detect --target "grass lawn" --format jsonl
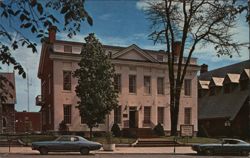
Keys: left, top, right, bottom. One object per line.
{"left": 160, "top": 136, "right": 220, "bottom": 144}
{"left": 92, "top": 137, "right": 136, "bottom": 144}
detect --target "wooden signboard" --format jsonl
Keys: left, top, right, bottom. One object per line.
{"left": 180, "top": 124, "right": 194, "bottom": 137}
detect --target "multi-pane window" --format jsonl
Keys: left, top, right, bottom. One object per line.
{"left": 64, "top": 45, "right": 72, "bottom": 52}
{"left": 129, "top": 75, "right": 136, "bottom": 93}
{"left": 144, "top": 107, "right": 151, "bottom": 124}
{"left": 63, "top": 71, "right": 71, "bottom": 90}
{"left": 48, "top": 105, "right": 51, "bottom": 125}
{"left": 63, "top": 104, "right": 72, "bottom": 124}
{"left": 144, "top": 76, "right": 151, "bottom": 94}
{"left": 157, "top": 107, "right": 164, "bottom": 124}
{"left": 81, "top": 115, "right": 86, "bottom": 124}
{"left": 184, "top": 79, "right": 192, "bottom": 96}
{"left": 114, "top": 74, "right": 121, "bottom": 93}
{"left": 157, "top": 77, "right": 164, "bottom": 95}
{"left": 157, "top": 55, "right": 163, "bottom": 61}
{"left": 48, "top": 75, "right": 51, "bottom": 94}
{"left": 2, "top": 118, "right": 6, "bottom": 128}
{"left": 184, "top": 107, "right": 192, "bottom": 125}
{"left": 114, "top": 106, "right": 122, "bottom": 124}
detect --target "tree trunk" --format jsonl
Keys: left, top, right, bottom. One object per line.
{"left": 170, "top": 88, "right": 181, "bottom": 136}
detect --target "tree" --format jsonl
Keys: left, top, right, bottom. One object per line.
{"left": 0, "top": 0, "right": 92, "bottom": 77}
{"left": 0, "top": 0, "right": 92, "bottom": 133}
{"left": 145, "top": 0, "right": 247, "bottom": 136}
{"left": 74, "top": 33, "right": 118, "bottom": 139}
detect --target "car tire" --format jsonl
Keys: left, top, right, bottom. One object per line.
{"left": 241, "top": 150, "right": 249, "bottom": 156}
{"left": 204, "top": 149, "right": 213, "bottom": 155}
{"left": 39, "top": 147, "right": 48, "bottom": 155}
{"left": 80, "top": 148, "right": 89, "bottom": 155}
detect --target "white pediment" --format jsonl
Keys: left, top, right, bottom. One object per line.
{"left": 112, "top": 44, "right": 158, "bottom": 62}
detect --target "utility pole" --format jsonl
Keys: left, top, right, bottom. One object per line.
{"left": 26, "top": 69, "right": 32, "bottom": 112}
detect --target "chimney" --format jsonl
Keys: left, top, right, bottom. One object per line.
{"left": 200, "top": 64, "right": 208, "bottom": 74}
{"left": 48, "top": 26, "right": 57, "bottom": 43}
{"left": 172, "top": 41, "right": 182, "bottom": 56}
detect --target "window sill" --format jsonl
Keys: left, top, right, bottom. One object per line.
{"left": 143, "top": 94, "right": 152, "bottom": 96}
{"left": 62, "top": 90, "right": 72, "bottom": 93}
{"left": 157, "top": 94, "right": 165, "bottom": 96}
{"left": 129, "top": 93, "right": 137, "bottom": 95}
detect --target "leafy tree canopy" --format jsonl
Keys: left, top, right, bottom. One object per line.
{"left": 0, "top": 0, "right": 92, "bottom": 78}
{"left": 74, "top": 33, "right": 118, "bottom": 138}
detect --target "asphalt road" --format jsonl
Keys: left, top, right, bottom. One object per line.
{"left": 0, "top": 153, "right": 249, "bottom": 158}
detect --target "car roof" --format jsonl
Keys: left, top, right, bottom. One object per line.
{"left": 222, "top": 138, "right": 247, "bottom": 143}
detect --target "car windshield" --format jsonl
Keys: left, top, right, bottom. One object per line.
{"left": 222, "top": 139, "right": 248, "bottom": 144}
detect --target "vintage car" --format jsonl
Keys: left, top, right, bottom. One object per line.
{"left": 192, "top": 138, "right": 250, "bottom": 156}
{"left": 31, "top": 135, "right": 102, "bottom": 155}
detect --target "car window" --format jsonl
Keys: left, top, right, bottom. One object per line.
{"left": 56, "top": 136, "right": 71, "bottom": 141}
{"left": 70, "top": 137, "right": 79, "bottom": 142}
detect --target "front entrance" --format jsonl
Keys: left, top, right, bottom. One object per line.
{"left": 129, "top": 107, "right": 138, "bottom": 128}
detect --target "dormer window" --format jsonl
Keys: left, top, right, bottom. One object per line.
{"left": 240, "top": 79, "right": 249, "bottom": 91}
{"left": 224, "top": 83, "right": 231, "bottom": 93}
{"left": 157, "top": 55, "right": 163, "bottom": 62}
{"left": 209, "top": 86, "right": 216, "bottom": 96}
{"left": 64, "top": 45, "right": 72, "bottom": 53}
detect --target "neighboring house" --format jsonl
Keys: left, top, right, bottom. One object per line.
{"left": 15, "top": 111, "right": 42, "bottom": 133}
{"left": 198, "top": 61, "right": 250, "bottom": 138}
{"left": 0, "top": 72, "right": 16, "bottom": 133}
{"left": 37, "top": 26, "right": 200, "bottom": 136}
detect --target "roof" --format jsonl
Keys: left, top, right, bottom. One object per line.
{"left": 198, "top": 91, "right": 249, "bottom": 120}
{"left": 199, "top": 80, "right": 210, "bottom": 89}
{"left": 243, "top": 69, "right": 250, "bottom": 78}
{"left": 0, "top": 72, "right": 16, "bottom": 104}
{"left": 199, "top": 60, "right": 250, "bottom": 80}
{"left": 210, "top": 77, "right": 224, "bottom": 87}
{"left": 225, "top": 73, "right": 240, "bottom": 83}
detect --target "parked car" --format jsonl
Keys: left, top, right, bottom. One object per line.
{"left": 192, "top": 138, "right": 250, "bottom": 156}
{"left": 32, "top": 135, "right": 102, "bottom": 155}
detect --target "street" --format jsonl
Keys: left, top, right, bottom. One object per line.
{"left": 0, "top": 153, "right": 249, "bottom": 158}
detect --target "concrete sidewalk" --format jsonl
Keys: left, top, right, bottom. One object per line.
{"left": 0, "top": 146, "right": 195, "bottom": 155}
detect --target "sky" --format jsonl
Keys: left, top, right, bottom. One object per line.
{"left": 1, "top": 0, "right": 249, "bottom": 112}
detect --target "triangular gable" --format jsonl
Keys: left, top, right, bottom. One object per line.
{"left": 224, "top": 73, "right": 240, "bottom": 84}
{"left": 240, "top": 69, "right": 250, "bottom": 80}
{"left": 112, "top": 44, "right": 158, "bottom": 62}
{"left": 199, "top": 80, "right": 210, "bottom": 89}
{"left": 209, "top": 77, "right": 224, "bottom": 87}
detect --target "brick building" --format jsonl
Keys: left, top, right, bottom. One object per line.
{"left": 15, "top": 111, "right": 42, "bottom": 133}
{"left": 0, "top": 72, "right": 16, "bottom": 133}
{"left": 198, "top": 60, "right": 250, "bottom": 138}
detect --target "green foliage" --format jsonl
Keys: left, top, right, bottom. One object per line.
{"left": 0, "top": 0, "right": 92, "bottom": 76}
{"left": 74, "top": 33, "right": 118, "bottom": 138}
{"left": 58, "top": 120, "right": 68, "bottom": 134}
{"left": 153, "top": 123, "right": 165, "bottom": 136}
{"left": 105, "top": 132, "right": 114, "bottom": 144}
{"left": 111, "top": 123, "right": 121, "bottom": 137}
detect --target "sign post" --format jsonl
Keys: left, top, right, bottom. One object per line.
{"left": 180, "top": 125, "right": 194, "bottom": 144}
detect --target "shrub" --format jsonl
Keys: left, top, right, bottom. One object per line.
{"left": 111, "top": 123, "right": 121, "bottom": 137}
{"left": 105, "top": 132, "right": 114, "bottom": 144}
{"left": 58, "top": 120, "right": 68, "bottom": 135}
{"left": 153, "top": 123, "right": 165, "bottom": 136}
